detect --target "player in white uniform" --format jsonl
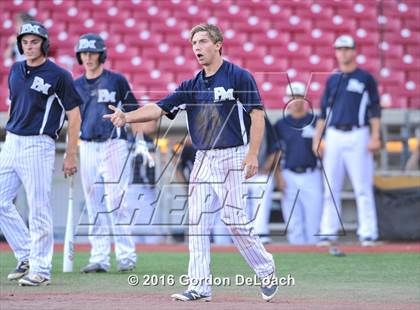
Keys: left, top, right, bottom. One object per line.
{"left": 1, "top": 21, "right": 81, "bottom": 286}
{"left": 104, "top": 24, "right": 278, "bottom": 302}
{"left": 274, "top": 82, "right": 323, "bottom": 244}
{"left": 74, "top": 34, "right": 139, "bottom": 272}
{"left": 313, "top": 35, "right": 381, "bottom": 246}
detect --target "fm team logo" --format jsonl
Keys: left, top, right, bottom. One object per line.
{"left": 98, "top": 89, "right": 116, "bottom": 103}
{"left": 346, "top": 78, "right": 365, "bottom": 94}
{"left": 21, "top": 24, "right": 41, "bottom": 35}
{"left": 78, "top": 39, "right": 97, "bottom": 50}
{"left": 30, "top": 76, "right": 51, "bottom": 95}
{"left": 214, "top": 87, "right": 234, "bottom": 102}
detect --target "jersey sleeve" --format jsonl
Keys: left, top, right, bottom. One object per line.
{"left": 265, "top": 119, "right": 281, "bottom": 154}
{"left": 118, "top": 75, "right": 139, "bottom": 112}
{"left": 56, "top": 71, "right": 82, "bottom": 111}
{"left": 366, "top": 74, "right": 381, "bottom": 119}
{"left": 236, "top": 70, "right": 264, "bottom": 113}
{"left": 156, "top": 81, "right": 189, "bottom": 120}
{"left": 319, "top": 79, "right": 331, "bottom": 120}
{"left": 272, "top": 120, "right": 284, "bottom": 151}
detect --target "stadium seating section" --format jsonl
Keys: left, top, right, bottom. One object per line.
{"left": 1, "top": 0, "right": 419, "bottom": 112}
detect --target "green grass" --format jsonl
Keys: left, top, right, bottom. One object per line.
{"left": 1, "top": 251, "right": 419, "bottom": 303}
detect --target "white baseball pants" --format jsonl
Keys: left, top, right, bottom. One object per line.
{"left": 187, "top": 145, "right": 275, "bottom": 296}
{"left": 320, "top": 127, "right": 378, "bottom": 241}
{"left": 79, "top": 139, "right": 136, "bottom": 268}
{"left": 281, "top": 169, "right": 323, "bottom": 244}
{"left": 0, "top": 132, "right": 55, "bottom": 278}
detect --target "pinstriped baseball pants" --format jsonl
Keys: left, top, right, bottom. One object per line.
{"left": 0, "top": 132, "right": 55, "bottom": 278}
{"left": 79, "top": 139, "right": 136, "bottom": 268}
{"left": 187, "top": 145, "right": 275, "bottom": 296}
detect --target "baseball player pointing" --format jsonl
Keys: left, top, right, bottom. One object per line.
{"left": 0, "top": 21, "right": 81, "bottom": 286}
{"left": 104, "top": 24, "right": 278, "bottom": 302}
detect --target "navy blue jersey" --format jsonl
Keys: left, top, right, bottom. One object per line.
{"left": 320, "top": 68, "right": 381, "bottom": 127}
{"left": 6, "top": 60, "right": 81, "bottom": 139}
{"left": 157, "top": 60, "right": 263, "bottom": 150}
{"left": 274, "top": 113, "right": 318, "bottom": 170}
{"left": 75, "top": 69, "right": 138, "bottom": 141}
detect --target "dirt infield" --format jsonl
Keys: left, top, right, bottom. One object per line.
{"left": 1, "top": 242, "right": 419, "bottom": 310}
{"left": 2, "top": 291, "right": 419, "bottom": 310}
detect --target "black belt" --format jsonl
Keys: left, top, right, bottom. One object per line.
{"left": 333, "top": 125, "right": 361, "bottom": 131}
{"left": 289, "top": 166, "right": 316, "bottom": 174}
{"left": 81, "top": 138, "right": 109, "bottom": 142}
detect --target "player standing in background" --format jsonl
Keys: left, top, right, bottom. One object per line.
{"left": 274, "top": 82, "right": 322, "bottom": 244}
{"left": 104, "top": 24, "right": 278, "bottom": 302}
{"left": 246, "top": 117, "right": 279, "bottom": 245}
{"left": 313, "top": 35, "right": 381, "bottom": 246}
{"left": 74, "top": 33, "right": 139, "bottom": 273}
{"left": 0, "top": 21, "right": 81, "bottom": 286}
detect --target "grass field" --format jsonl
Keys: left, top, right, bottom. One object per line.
{"left": 1, "top": 249, "right": 419, "bottom": 309}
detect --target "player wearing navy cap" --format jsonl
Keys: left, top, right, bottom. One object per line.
{"left": 313, "top": 35, "right": 381, "bottom": 246}
{"left": 104, "top": 24, "right": 278, "bottom": 302}
{"left": 1, "top": 21, "right": 81, "bottom": 286}
{"left": 274, "top": 82, "right": 323, "bottom": 244}
{"left": 74, "top": 33, "right": 139, "bottom": 273}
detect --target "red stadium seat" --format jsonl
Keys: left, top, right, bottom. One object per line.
{"left": 271, "top": 43, "right": 311, "bottom": 59}
{"left": 295, "top": 30, "right": 336, "bottom": 46}
{"left": 404, "top": 18, "right": 420, "bottom": 31}
{"left": 51, "top": 9, "right": 89, "bottom": 24}
{"left": 385, "top": 56, "right": 420, "bottom": 72}
{"left": 384, "top": 30, "right": 420, "bottom": 45}
{"left": 291, "top": 57, "right": 335, "bottom": 73}
{"left": 246, "top": 4, "right": 291, "bottom": 23}
{"left": 299, "top": 4, "right": 333, "bottom": 20}
{"left": 116, "top": 0, "right": 149, "bottom": 10}
{"left": 336, "top": 3, "right": 377, "bottom": 20}
{"left": 271, "top": 18, "right": 312, "bottom": 33}
{"left": 6, "top": 0, "right": 35, "bottom": 13}
{"left": 378, "top": 68, "right": 405, "bottom": 87}
{"left": 245, "top": 57, "right": 288, "bottom": 73}
{"left": 250, "top": 30, "right": 290, "bottom": 46}
{"left": 316, "top": 17, "right": 356, "bottom": 32}
{"left": 76, "top": 0, "right": 111, "bottom": 11}
{"left": 37, "top": 0, "right": 75, "bottom": 10}
{"left": 113, "top": 58, "right": 154, "bottom": 74}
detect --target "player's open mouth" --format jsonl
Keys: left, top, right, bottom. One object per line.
{"left": 196, "top": 53, "right": 204, "bottom": 59}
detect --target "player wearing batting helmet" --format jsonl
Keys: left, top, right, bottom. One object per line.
{"left": 74, "top": 33, "right": 141, "bottom": 273}
{"left": 1, "top": 21, "right": 81, "bottom": 286}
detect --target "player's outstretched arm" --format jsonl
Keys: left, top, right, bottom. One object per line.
{"left": 63, "top": 106, "right": 81, "bottom": 178}
{"left": 242, "top": 108, "right": 265, "bottom": 179}
{"left": 103, "top": 103, "right": 166, "bottom": 128}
